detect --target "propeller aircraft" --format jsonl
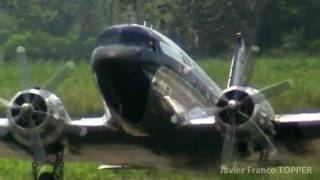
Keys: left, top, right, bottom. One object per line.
{"left": 0, "top": 24, "right": 319, "bottom": 179}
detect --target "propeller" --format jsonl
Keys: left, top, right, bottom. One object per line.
{"left": 27, "top": 62, "right": 74, "bottom": 163}
{"left": 0, "top": 46, "right": 32, "bottom": 110}
{"left": 17, "top": 46, "right": 31, "bottom": 90}
{"left": 31, "top": 61, "right": 74, "bottom": 107}
{"left": 247, "top": 79, "right": 292, "bottom": 104}
{"left": 28, "top": 117, "right": 46, "bottom": 164}
{"left": 216, "top": 34, "right": 291, "bottom": 167}
{"left": 0, "top": 46, "right": 76, "bottom": 164}
{"left": 42, "top": 61, "right": 75, "bottom": 92}
{"left": 0, "top": 97, "right": 20, "bottom": 109}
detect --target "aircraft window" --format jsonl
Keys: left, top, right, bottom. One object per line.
{"left": 159, "top": 41, "right": 183, "bottom": 61}
{"left": 152, "top": 29, "right": 194, "bottom": 63}
{"left": 120, "top": 30, "right": 156, "bottom": 51}
{"left": 97, "top": 31, "right": 119, "bottom": 46}
{"left": 182, "top": 53, "right": 192, "bottom": 66}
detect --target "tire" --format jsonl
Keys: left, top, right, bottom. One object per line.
{"left": 38, "top": 172, "right": 55, "bottom": 180}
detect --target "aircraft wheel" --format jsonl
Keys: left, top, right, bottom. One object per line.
{"left": 38, "top": 172, "right": 55, "bottom": 180}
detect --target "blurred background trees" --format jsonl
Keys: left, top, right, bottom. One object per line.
{"left": 0, "top": 0, "right": 319, "bottom": 61}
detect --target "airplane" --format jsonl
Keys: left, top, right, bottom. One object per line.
{"left": 0, "top": 24, "right": 319, "bottom": 179}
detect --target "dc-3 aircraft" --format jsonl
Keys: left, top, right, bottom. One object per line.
{"left": 0, "top": 24, "right": 319, "bottom": 179}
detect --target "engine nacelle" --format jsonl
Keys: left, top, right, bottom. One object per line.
{"left": 215, "top": 86, "right": 276, "bottom": 156}
{"left": 7, "top": 89, "right": 69, "bottom": 147}
{"left": 216, "top": 86, "right": 275, "bottom": 130}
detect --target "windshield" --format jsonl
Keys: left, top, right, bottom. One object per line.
{"left": 120, "top": 28, "right": 155, "bottom": 51}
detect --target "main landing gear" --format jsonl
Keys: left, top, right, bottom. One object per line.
{"left": 32, "top": 151, "right": 64, "bottom": 180}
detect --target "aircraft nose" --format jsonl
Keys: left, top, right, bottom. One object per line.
{"left": 92, "top": 45, "right": 141, "bottom": 69}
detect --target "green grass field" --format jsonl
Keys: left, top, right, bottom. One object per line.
{"left": 0, "top": 54, "right": 320, "bottom": 179}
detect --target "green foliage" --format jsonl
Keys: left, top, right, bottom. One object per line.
{"left": 2, "top": 32, "right": 32, "bottom": 60}
{"left": 3, "top": 31, "right": 69, "bottom": 60}
{"left": 0, "top": 1, "right": 319, "bottom": 59}
{"left": 259, "top": 0, "right": 320, "bottom": 52}
{"left": 0, "top": 10, "right": 16, "bottom": 43}
{"left": 308, "top": 39, "right": 320, "bottom": 54}
{"left": 282, "top": 28, "right": 306, "bottom": 52}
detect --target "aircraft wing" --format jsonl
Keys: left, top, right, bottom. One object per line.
{"left": 68, "top": 116, "right": 108, "bottom": 127}
{"left": 275, "top": 113, "right": 320, "bottom": 124}
{"left": 0, "top": 115, "right": 115, "bottom": 158}
{"left": 175, "top": 109, "right": 320, "bottom": 140}
{"left": 274, "top": 113, "right": 320, "bottom": 140}
{"left": 0, "top": 115, "right": 111, "bottom": 130}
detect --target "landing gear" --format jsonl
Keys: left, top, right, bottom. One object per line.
{"left": 32, "top": 151, "right": 64, "bottom": 180}
{"left": 258, "top": 149, "right": 269, "bottom": 167}
{"left": 259, "top": 149, "right": 269, "bottom": 161}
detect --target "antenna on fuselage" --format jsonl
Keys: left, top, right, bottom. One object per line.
{"left": 143, "top": 19, "right": 153, "bottom": 29}
{"left": 141, "top": 0, "right": 154, "bottom": 28}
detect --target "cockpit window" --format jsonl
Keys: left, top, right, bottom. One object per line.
{"left": 159, "top": 41, "right": 183, "bottom": 61}
{"left": 153, "top": 29, "right": 193, "bottom": 67}
{"left": 120, "top": 29, "right": 156, "bottom": 51}
{"left": 96, "top": 30, "right": 120, "bottom": 46}
{"left": 97, "top": 27, "right": 156, "bottom": 52}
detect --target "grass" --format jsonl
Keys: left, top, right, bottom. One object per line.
{"left": 0, "top": 54, "right": 320, "bottom": 179}
{"left": 199, "top": 54, "right": 320, "bottom": 113}
{"left": 0, "top": 61, "right": 104, "bottom": 116}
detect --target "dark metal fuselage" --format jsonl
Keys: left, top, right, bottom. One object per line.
{"left": 63, "top": 24, "right": 318, "bottom": 173}
{"left": 84, "top": 24, "right": 225, "bottom": 170}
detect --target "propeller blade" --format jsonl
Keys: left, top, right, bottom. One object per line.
{"left": 28, "top": 118, "right": 46, "bottom": 164}
{"left": 237, "top": 110, "right": 277, "bottom": 156}
{"left": 0, "top": 97, "right": 20, "bottom": 109}
{"left": 259, "top": 79, "right": 293, "bottom": 99}
{"left": 33, "top": 110, "right": 88, "bottom": 138}
{"left": 241, "top": 46, "right": 259, "bottom": 85}
{"left": 43, "top": 61, "right": 75, "bottom": 92}
{"left": 249, "top": 119, "right": 277, "bottom": 156}
{"left": 16, "top": 46, "right": 31, "bottom": 90}
{"left": 227, "top": 33, "right": 246, "bottom": 88}
{"left": 221, "top": 113, "right": 236, "bottom": 167}
{"left": 242, "top": 79, "right": 293, "bottom": 105}
{"left": 31, "top": 61, "right": 75, "bottom": 108}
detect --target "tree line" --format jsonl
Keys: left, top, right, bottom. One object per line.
{"left": 0, "top": 0, "right": 319, "bottom": 61}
